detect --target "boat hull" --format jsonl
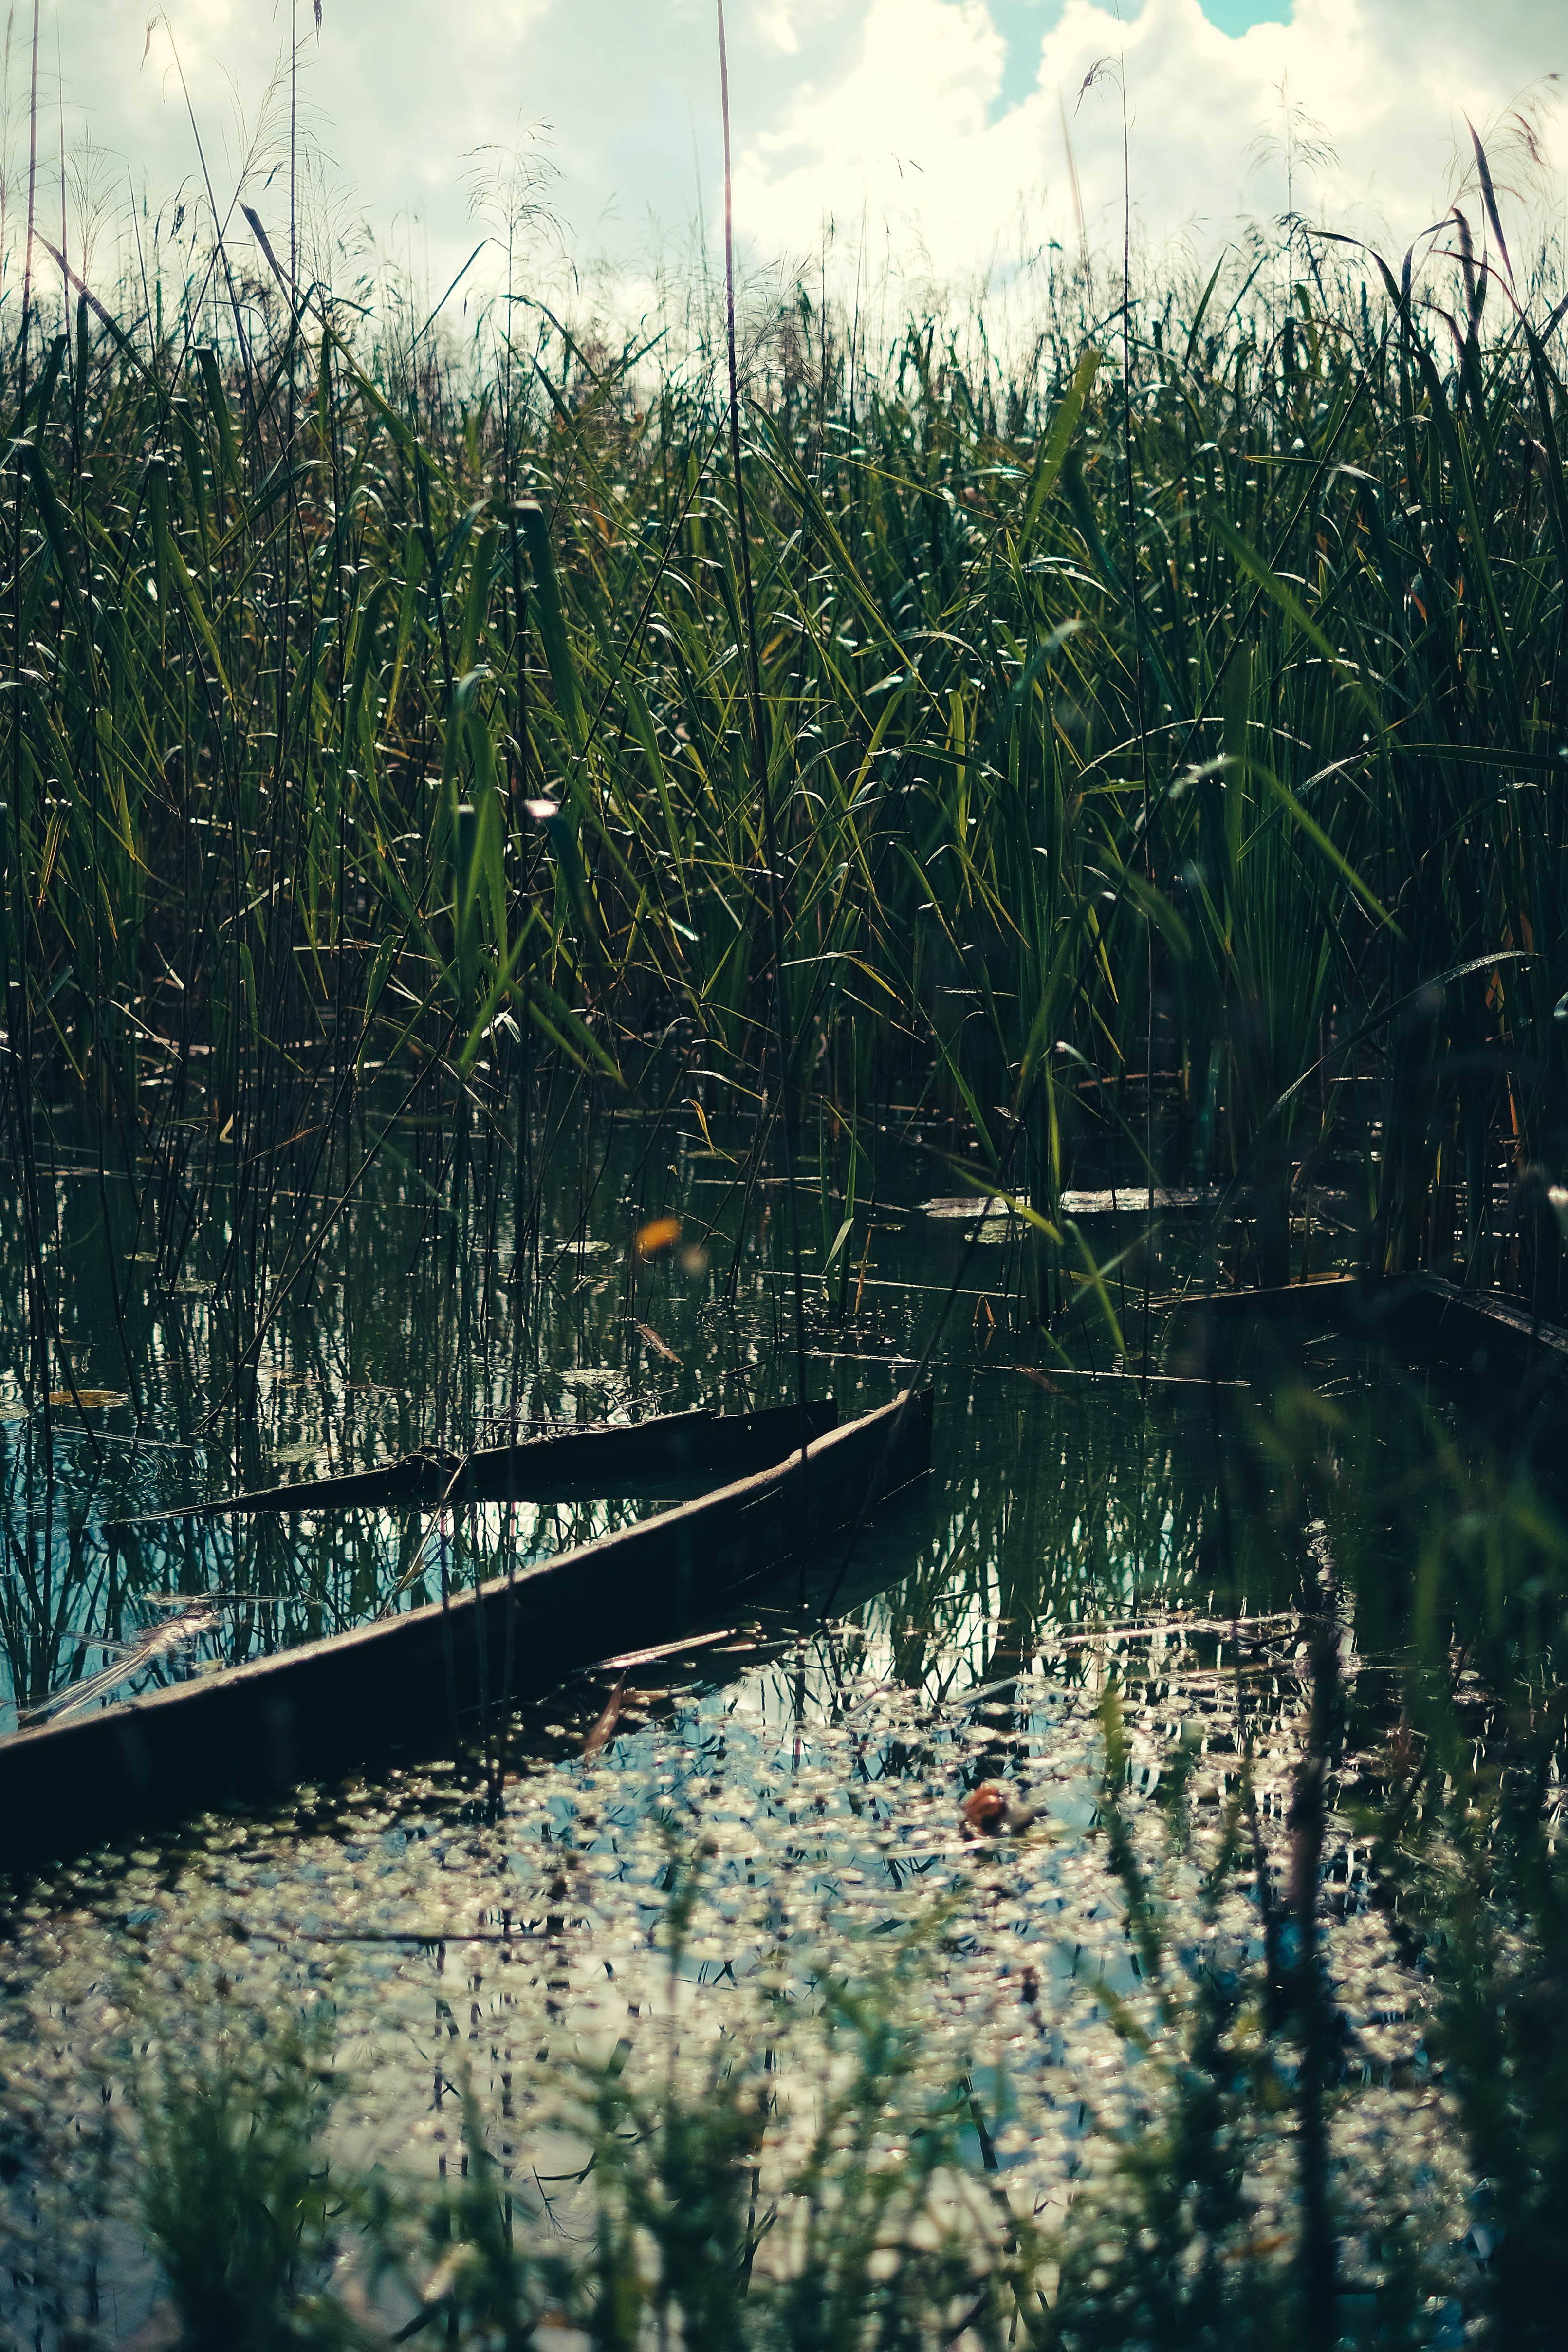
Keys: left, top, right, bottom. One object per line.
{"left": 1170, "top": 1272, "right": 1568, "bottom": 1397}
{"left": 0, "top": 1389, "right": 933, "bottom": 1876}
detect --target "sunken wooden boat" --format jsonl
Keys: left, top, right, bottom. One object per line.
{"left": 0, "top": 1388, "right": 933, "bottom": 1875}
{"left": 109, "top": 1397, "right": 843, "bottom": 1526}
{"left": 1169, "top": 1272, "right": 1568, "bottom": 1407}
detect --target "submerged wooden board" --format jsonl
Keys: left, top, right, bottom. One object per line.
{"left": 110, "top": 1399, "right": 842, "bottom": 1527}
{"left": 0, "top": 1389, "right": 933, "bottom": 1876}
{"left": 1169, "top": 1273, "right": 1568, "bottom": 1394}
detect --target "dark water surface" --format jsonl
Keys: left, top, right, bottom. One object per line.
{"left": 0, "top": 1102, "right": 1530, "bottom": 2339}
{"left": 0, "top": 1094, "right": 1420, "bottom": 1734}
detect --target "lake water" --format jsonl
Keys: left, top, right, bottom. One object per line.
{"left": 0, "top": 1097, "right": 1534, "bottom": 2339}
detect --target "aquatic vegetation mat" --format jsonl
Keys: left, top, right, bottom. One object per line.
{"left": 0, "top": 1596, "right": 1498, "bottom": 2348}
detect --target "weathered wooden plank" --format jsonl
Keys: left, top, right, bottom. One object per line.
{"left": 1169, "top": 1273, "right": 1568, "bottom": 1390}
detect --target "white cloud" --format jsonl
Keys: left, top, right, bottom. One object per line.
{"left": 735, "top": 0, "right": 1567, "bottom": 290}
{"left": 27, "top": 0, "right": 1568, "bottom": 317}
{"left": 756, "top": 3, "right": 805, "bottom": 55}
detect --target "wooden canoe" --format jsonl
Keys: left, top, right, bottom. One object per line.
{"left": 1168, "top": 1272, "right": 1568, "bottom": 1399}
{"left": 0, "top": 1388, "right": 933, "bottom": 1876}
{"left": 108, "top": 1398, "right": 843, "bottom": 1527}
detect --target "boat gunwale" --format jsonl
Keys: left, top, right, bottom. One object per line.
{"left": 0, "top": 1388, "right": 932, "bottom": 1791}
{"left": 105, "top": 1398, "right": 845, "bottom": 1529}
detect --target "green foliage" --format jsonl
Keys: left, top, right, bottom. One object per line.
{"left": 1039, "top": 1685, "right": 1439, "bottom": 2352}
{"left": 5, "top": 146, "right": 1568, "bottom": 2352}
{"left": 401, "top": 1855, "right": 1029, "bottom": 2351}
{"left": 1044, "top": 1694, "right": 1289, "bottom": 2351}
{"left": 4, "top": 181, "right": 1568, "bottom": 1370}
{"left": 72, "top": 1564, "right": 1568, "bottom": 2351}
{"left": 1375, "top": 1480, "right": 1568, "bottom": 2349}
{"left": 135, "top": 2011, "right": 360, "bottom": 2352}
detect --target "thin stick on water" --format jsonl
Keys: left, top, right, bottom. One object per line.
{"left": 715, "top": 3, "right": 809, "bottom": 1438}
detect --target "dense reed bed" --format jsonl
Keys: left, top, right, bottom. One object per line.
{"left": 3, "top": 146, "right": 1568, "bottom": 1394}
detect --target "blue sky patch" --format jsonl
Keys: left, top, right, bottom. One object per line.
{"left": 990, "top": 1, "right": 1293, "bottom": 120}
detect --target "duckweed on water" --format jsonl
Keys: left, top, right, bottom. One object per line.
{"left": 0, "top": 1604, "right": 1477, "bottom": 2348}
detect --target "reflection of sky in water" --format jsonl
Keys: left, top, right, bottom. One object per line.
{"left": 0, "top": 1594, "right": 1451, "bottom": 2335}
{"left": 0, "top": 1256, "right": 1475, "bottom": 1732}
{"left": 0, "top": 1090, "right": 1382, "bottom": 1727}
{"left": 0, "top": 1091, "right": 1507, "bottom": 2330}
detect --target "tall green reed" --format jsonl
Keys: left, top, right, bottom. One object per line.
{"left": 134, "top": 2010, "right": 358, "bottom": 2352}
{"left": 3, "top": 135, "right": 1567, "bottom": 1388}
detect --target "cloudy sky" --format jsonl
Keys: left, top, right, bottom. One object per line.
{"left": 18, "top": 1, "right": 1568, "bottom": 310}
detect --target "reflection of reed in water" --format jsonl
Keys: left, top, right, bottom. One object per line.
{"left": 17, "top": 1601, "right": 220, "bottom": 1724}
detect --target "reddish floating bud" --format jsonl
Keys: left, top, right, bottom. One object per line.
{"left": 960, "top": 1782, "right": 1010, "bottom": 1837}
